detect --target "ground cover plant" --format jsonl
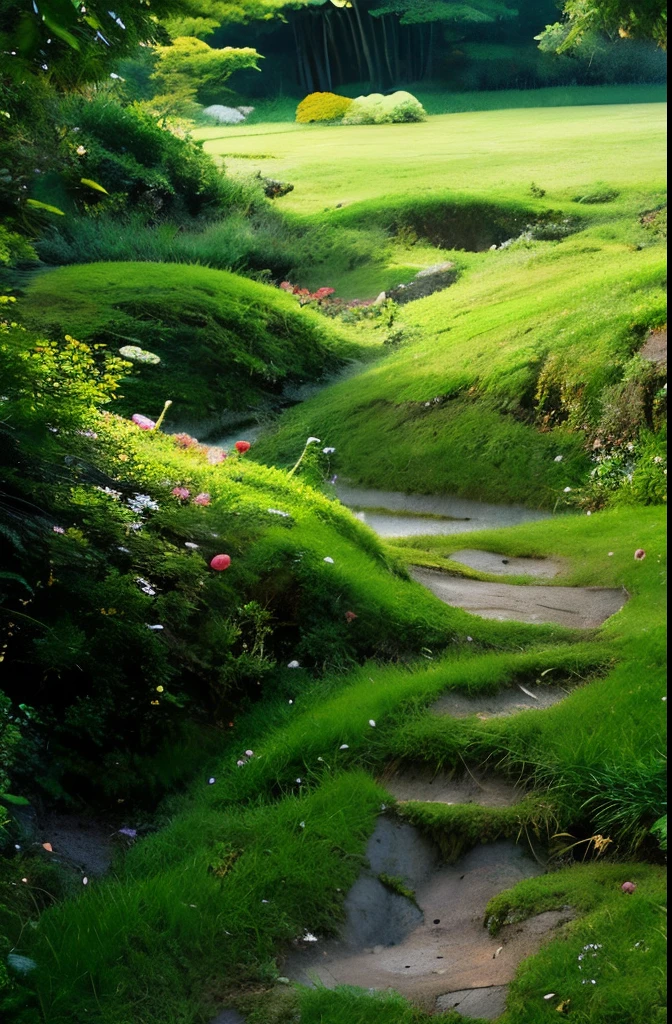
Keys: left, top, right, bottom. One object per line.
{"left": 0, "top": 0, "right": 667, "bottom": 1019}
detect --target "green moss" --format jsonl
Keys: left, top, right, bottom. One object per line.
{"left": 20, "top": 262, "right": 353, "bottom": 421}
{"left": 378, "top": 872, "right": 417, "bottom": 904}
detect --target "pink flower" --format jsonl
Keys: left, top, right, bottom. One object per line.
{"left": 621, "top": 881, "right": 637, "bottom": 894}
{"left": 173, "top": 433, "right": 199, "bottom": 449}
{"left": 345, "top": 611, "right": 357, "bottom": 623}
{"left": 193, "top": 493, "right": 211, "bottom": 506}
{"left": 132, "top": 414, "right": 155, "bottom": 430}
{"left": 235, "top": 441, "right": 251, "bottom": 454}
{"left": 171, "top": 487, "right": 190, "bottom": 500}
{"left": 206, "top": 447, "right": 227, "bottom": 464}
{"left": 634, "top": 549, "right": 646, "bottom": 560}
{"left": 210, "top": 554, "right": 231, "bottom": 571}
{"left": 52, "top": 526, "right": 65, "bottom": 534}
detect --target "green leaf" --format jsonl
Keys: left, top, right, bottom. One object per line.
{"left": 0, "top": 793, "right": 30, "bottom": 806}
{"left": 42, "top": 13, "right": 81, "bottom": 50}
{"left": 80, "top": 178, "right": 109, "bottom": 195}
{"left": 26, "top": 198, "right": 65, "bottom": 216}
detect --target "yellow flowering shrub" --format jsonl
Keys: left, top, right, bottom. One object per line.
{"left": 295, "top": 92, "right": 353, "bottom": 124}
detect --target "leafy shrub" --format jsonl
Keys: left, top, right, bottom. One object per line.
{"left": 342, "top": 91, "right": 426, "bottom": 125}
{"left": 0, "top": 319, "right": 459, "bottom": 802}
{"left": 295, "top": 92, "right": 353, "bottom": 124}
{"left": 0, "top": 227, "right": 37, "bottom": 269}
{"left": 19, "top": 262, "right": 349, "bottom": 421}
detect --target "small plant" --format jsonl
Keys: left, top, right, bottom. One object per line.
{"left": 295, "top": 92, "right": 353, "bottom": 124}
{"left": 378, "top": 873, "right": 417, "bottom": 904}
{"left": 529, "top": 182, "right": 546, "bottom": 198}
{"left": 572, "top": 183, "right": 620, "bottom": 204}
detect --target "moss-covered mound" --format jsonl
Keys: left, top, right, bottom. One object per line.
{"left": 20, "top": 262, "right": 350, "bottom": 422}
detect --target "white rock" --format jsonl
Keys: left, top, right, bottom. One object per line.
{"left": 202, "top": 105, "right": 245, "bottom": 124}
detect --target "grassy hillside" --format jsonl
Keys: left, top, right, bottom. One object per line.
{"left": 12, "top": 505, "right": 666, "bottom": 1024}
{"left": 19, "top": 262, "right": 354, "bottom": 424}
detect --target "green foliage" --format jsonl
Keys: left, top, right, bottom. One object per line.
{"left": 536, "top": 0, "right": 667, "bottom": 52}
{"left": 0, "top": 227, "right": 37, "bottom": 269}
{"left": 0, "top": 0, "right": 178, "bottom": 87}
{"left": 151, "top": 37, "right": 262, "bottom": 112}
{"left": 19, "top": 262, "right": 350, "bottom": 420}
{"left": 342, "top": 90, "right": 427, "bottom": 124}
{"left": 369, "top": 0, "right": 517, "bottom": 26}
{"left": 295, "top": 92, "right": 354, "bottom": 124}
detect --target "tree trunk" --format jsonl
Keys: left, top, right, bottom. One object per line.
{"left": 326, "top": 11, "right": 343, "bottom": 88}
{"left": 381, "top": 15, "right": 394, "bottom": 86}
{"left": 346, "top": 10, "right": 365, "bottom": 84}
{"left": 350, "top": 0, "right": 375, "bottom": 87}
{"left": 293, "top": 21, "right": 307, "bottom": 93}
{"left": 425, "top": 21, "right": 434, "bottom": 80}
{"left": 322, "top": 14, "right": 333, "bottom": 91}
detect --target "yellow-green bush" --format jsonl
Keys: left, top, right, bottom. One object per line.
{"left": 296, "top": 91, "right": 353, "bottom": 124}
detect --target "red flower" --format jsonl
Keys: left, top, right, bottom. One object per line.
{"left": 313, "top": 287, "right": 336, "bottom": 301}
{"left": 235, "top": 441, "right": 251, "bottom": 454}
{"left": 210, "top": 554, "right": 231, "bottom": 571}
{"left": 345, "top": 611, "right": 358, "bottom": 623}
{"left": 634, "top": 549, "right": 646, "bottom": 560}
{"left": 280, "top": 281, "right": 294, "bottom": 292}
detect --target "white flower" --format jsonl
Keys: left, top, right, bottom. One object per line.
{"left": 208, "top": 777, "right": 216, "bottom": 784}
{"left": 339, "top": 744, "right": 349, "bottom": 750}
{"left": 299, "top": 821, "right": 305, "bottom": 828}
{"left": 296, "top": 778, "right": 302, "bottom": 784}
{"left": 306, "top": 437, "right": 321, "bottom": 444}
{"left": 288, "top": 660, "right": 300, "bottom": 669}
{"left": 268, "top": 508, "right": 290, "bottom": 517}
{"left": 146, "top": 624, "right": 163, "bottom": 631}
{"left": 466, "top": 636, "right": 473, "bottom": 642}
{"left": 322, "top": 447, "right": 336, "bottom": 454}
{"left": 82, "top": 877, "right": 88, "bottom": 885}
{"left": 245, "top": 749, "right": 254, "bottom": 757}
{"left": 543, "top": 994, "right": 555, "bottom": 1000}
{"left": 554, "top": 455, "right": 563, "bottom": 462}
{"left": 563, "top": 487, "right": 572, "bottom": 493}
{"left": 236, "top": 760, "right": 246, "bottom": 767}
{"left": 262, "top": 899, "right": 269, "bottom": 904}
{"left": 369, "top": 719, "right": 376, "bottom": 727}
{"left": 288, "top": 699, "right": 294, "bottom": 704}
{"left": 127, "top": 493, "right": 159, "bottom": 513}
{"left": 136, "top": 577, "right": 156, "bottom": 596}
{"left": 324, "top": 557, "right": 334, "bottom": 564}
{"left": 303, "top": 932, "right": 318, "bottom": 942}
{"left": 185, "top": 542, "right": 199, "bottom": 549}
